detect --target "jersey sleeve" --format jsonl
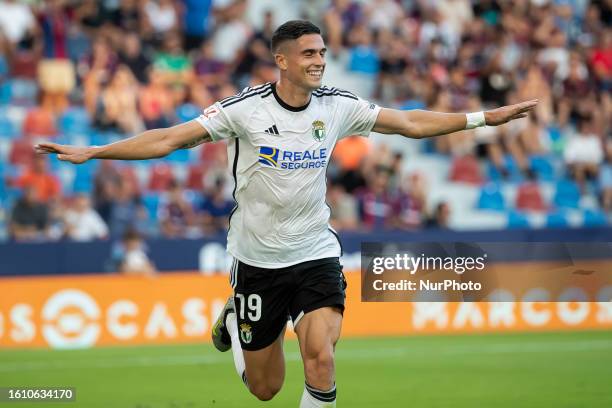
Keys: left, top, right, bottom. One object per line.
{"left": 339, "top": 96, "right": 382, "bottom": 139}
{"left": 195, "top": 102, "right": 240, "bottom": 142}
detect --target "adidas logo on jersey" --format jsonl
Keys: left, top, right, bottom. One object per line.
{"left": 264, "top": 124, "right": 280, "bottom": 135}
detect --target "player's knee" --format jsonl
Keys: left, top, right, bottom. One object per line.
{"left": 247, "top": 377, "right": 282, "bottom": 402}
{"left": 248, "top": 383, "right": 280, "bottom": 401}
{"left": 304, "top": 350, "right": 334, "bottom": 388}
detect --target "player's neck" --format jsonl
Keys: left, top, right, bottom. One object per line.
{"left": 274, "top": 79, "right": 312, "bottom": 110}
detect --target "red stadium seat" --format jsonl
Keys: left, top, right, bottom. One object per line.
{"left": 449, "top": 155, "right": 483, "bottom": 185}
{"left": 186, "top": 164, "right": 206, "bottom": 191}
{"left": 9, "top": 139, "right": 35, "bottom": 167}
{"left": 22, "top": 108, "right": 57, "bottom": 137}
{"left": 148, "top": 163, "right": 175, "bottom": 191}
{"left": 516, "top": 182, "right": 547, "bottom": 212}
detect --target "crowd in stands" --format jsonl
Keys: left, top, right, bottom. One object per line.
{"left": 0, "top": 0, "right": 610, "bottom": 245}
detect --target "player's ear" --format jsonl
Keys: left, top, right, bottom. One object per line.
{"left": 274, "top": 52, "right": 288, "bottom": 71}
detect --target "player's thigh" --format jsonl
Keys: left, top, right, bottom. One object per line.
{"left": 295, "top": 307, "right": 343, "bottom": 389}
{"left": 243, "top": 324, "right": 287, "bottom": 389}
{"left": 295, "top": 306, "right": 343, "bottom": 354}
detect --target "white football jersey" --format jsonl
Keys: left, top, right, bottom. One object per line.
{"left": 195, "top": 82, "right": 381, "bottom": 268}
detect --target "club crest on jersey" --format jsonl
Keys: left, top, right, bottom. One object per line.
{"left": 312, "top": 120, "right": 326, "bottom": 142}
{"left": 240, "top": 323, "right": 252, "bottom": 344}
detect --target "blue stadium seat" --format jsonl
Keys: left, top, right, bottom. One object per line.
{"left": 398, "top": 99, "right": 426, "bottom": 111}
{"left": 503, "top": 155, "right": 524, "bottom": 183}
{"left": 546, "top": 211, "right": 569, "bottom": 228}
{"left": 175, "top": 103, "right": 201, "bottom": 123}
{"left": 58, "top": 107, "right": 91, "bottom": 135}
{"left": 507, "top": 210, "right": 530, "bottom": 228}
{"left": 165, "top": 148, "right": 190, "bottom": 163}
{"left": 583, "top": 209, "right": 608, "bottom": 227}
{"left": 8, "top": 79, "right": 38, "bottom": 106}
{"left": 477, "top": 183, "right": 505, "bottom": 211}
{"left": 142, "top": 193, "right": 160, "bottom": 219}
{"left": 0, "top": 81, "right": 11, "bottom": 105}
{"left": 0, "top": 115, "right": 17, "bottom": 139}
{"left": 529, "top": 155, "right": 555, "bottom": 182}
{"left": 553, "top": 179, "right": 580, "bottom": 209}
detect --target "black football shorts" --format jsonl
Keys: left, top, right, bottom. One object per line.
{"left": 230, "top": 256, "right": 347, "bottom": 351}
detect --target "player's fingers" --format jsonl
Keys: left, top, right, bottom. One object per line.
{"left": 513, "top": 113, "right": 528, "bottom": 119}
{"left": 34, "top": 142, "right": 61, "bottom": 153}
{"left": 516, "top": 100, "right": 538, "bottom": 112}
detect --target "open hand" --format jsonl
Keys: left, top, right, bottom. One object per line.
{"left": 484, "top": 99, "right": 538, "bottom": 126}
{"left": 34, "top": 142, "right": 94, "bottom": 164}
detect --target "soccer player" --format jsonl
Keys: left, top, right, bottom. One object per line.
{"left": 36, "top": 20, "right": 537, "bottom": 407}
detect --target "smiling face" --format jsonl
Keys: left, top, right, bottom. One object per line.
{"left": 274, "top": 34, "right": 327, "bottom": 91}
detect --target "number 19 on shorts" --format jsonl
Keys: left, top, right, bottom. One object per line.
{"left": 235, "top": 294, "right": 262, "bottom": 321}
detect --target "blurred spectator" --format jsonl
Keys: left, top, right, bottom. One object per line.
{"left": 116, "top": 229, "right": 156, "bottom": 275}
{"left": 108, "top": 179, "right": 148, "bottom": 238}
{"left": 0, "top": 0, "right": 36, "bottom": 48}
{"left": 64, "top": 194, "right": 109, "bottom": 241}
{"left": 153, "top": 32, "right": 192, "bottom": 86}
{"left": 142, "top": 0, "right": 179, "bottom": 39}
{"left": 14, "top": 155, "right": 61, "bottom": 203}
{"left": 96, "top": 65, "right": 144, "bottom": 133}
{"left": 93, "top": 160, "right": 123, "bottom": 223}
{"left": 159, "top": 182, "right": 197, "bottom": 238}
{"left": 425, "top": 201, "right": 451, "bottom": 229}
{"left": 564, "top": 116, "right": 604, "bottom": 191}
{"left": 199, "top": 177, "right": 234, "bottom": 235}
{"left": 211, "top": 0, "right": 252, "bottom": 64}
{"left": 182, "top": 0, "right": 213, "bottom": 50}
{"left": 193, "top": 39, "right": 227, "bottom": 86}
{"left": 119, "top": 32, "right": 151, "bottom": 83}
{"left": 356, "top": 165, "right": 395, "bottom": 229}
{"left": 9, "top": 186, "right": 49, "bottom": 241}
{"left": 109, "top": 0, "right": 142, "bottom": 32}
{"left": 233, "top": 10, "right": 275, "bottom": 87}
{"left": 347, "top": 23, "right": 379, "bottom": 75}
{"left": 392, "top": 172, "right": 426, "bottom": 230}
{"left": 600, "top": 140, "right": 612, "bottom": 212}
{"left": 327, "top": 182, "right": 358, "bottom": 231}
{"left": 323, "top": 0, "right": 363, "bottom": 57}
{"left": 139, "top": 68, "right": 174, "bottom": 129}
{"left": 37, "top": 0, "right": 75, "bottom": 114}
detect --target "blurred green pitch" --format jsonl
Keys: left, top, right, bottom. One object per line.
{"left": 1, "top": 331, "right": 611, "bottom": 407}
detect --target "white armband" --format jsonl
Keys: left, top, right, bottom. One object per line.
{"left": 465, "top": 111, "right": 486, "bottom": 129}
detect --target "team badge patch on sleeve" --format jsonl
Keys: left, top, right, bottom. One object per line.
{"left": 201, "top": 105, "right": 220, "bottom": 120}
{"left": 312, "top": 120, "right": 326, "bottom": 142}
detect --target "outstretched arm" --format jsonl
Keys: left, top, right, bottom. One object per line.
{"left": 34, "top": 120, "right": 210, "bottom": 164}
{"left": 372, "top": 99, "right": 538, "bottom": 139}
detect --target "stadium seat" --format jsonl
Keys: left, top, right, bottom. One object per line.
{"left": 583, "top": 209, "right": 608, "bottom": 227}
{"left": 515, "top": 182, "right": 547, "bottom": 212}
{"left": 142, "top": 193, "right": 160, "bottom": 219}
{"left": 175, "top": 103, "right": 201, "bottom": 123}
{"left": 58, "top": 107, "right": 91, "bottom": 135}
{"left": 449, "top": 155, "right": 483, "bottom": 185}
{"left": 165, "top": 148, "right": 190, "bottom": 163}
{"left": 9, "top": 139, "right": 35, "bottom": 167}
{"left": 477, "top": 183, "right": 505, "bottom": 211}
{"left": 22, "top": 108, "right": 57, "bottom": 137}
{"left": 0, "top": 82, "right": 11, "bottom": 104}
{"left": 148, "top": 163, "right": 175, "bottom": 191}
{"left": 553, "top": 179, "right": 580, "bottom": 209}
{"left": 186, "top": 165, "right": 206, "bottom": 190}
{"left": 0, "top": 115, "right": 17, "bottom": 139}
{"left": 529, "top": 155, "right": 555, "bottom": 182}
{"left": 8, "top": 78, "right": 38, "bottom": 105}
{"left": 546, "top": 211, "right": 569, "bottom": 228}
{"left": 506, "top": 210, "right": 530, "bottom": 228}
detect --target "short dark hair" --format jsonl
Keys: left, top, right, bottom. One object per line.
{"left": 271, "top": 20, "right": 321, "bottom": 52}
